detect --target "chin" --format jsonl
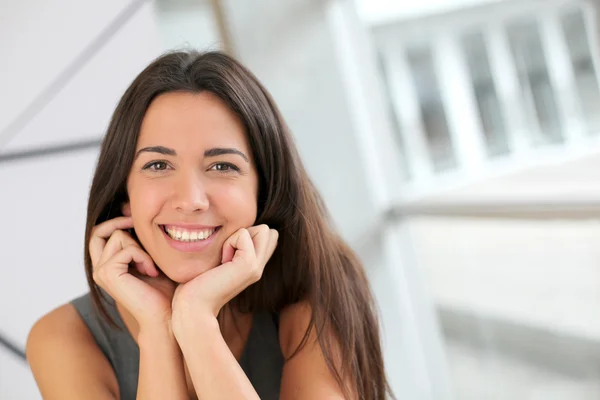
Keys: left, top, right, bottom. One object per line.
{"left": 159, "top": 260, "right": 218, "bottom": 284}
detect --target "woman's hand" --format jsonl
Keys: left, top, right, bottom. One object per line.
{"left": 89, "top": 216, "right": 177, "bottom": 331}
{"left": 171, "top": 225, "right": 278, "bottom": 336}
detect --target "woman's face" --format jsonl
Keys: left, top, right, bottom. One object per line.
{"left": 125, "top": 91, "right": 259, "bottom": 283}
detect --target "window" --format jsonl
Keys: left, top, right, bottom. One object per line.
{"left": 461, "top": 31, "right": 509, "bottom": 157}
{"left": 406, "top": 44, "right": 457, "bottom": 172}
{"left": 377, "top": 51, "right": 411, "bottom": 180}
{"left": 507, "top": 18, "right": 564, "bottom": 145}
{"left": 560, "top": 7, "right": 600, "bottom": 135}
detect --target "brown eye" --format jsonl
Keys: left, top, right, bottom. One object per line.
{"left": 143, "top": 161, "right": 169, "bottom": 171}
{"left": 215, "top": 163, "right": 231, "bottom": 171}
{"left": 211, "top": 163, "right": 239, "bottom": 172}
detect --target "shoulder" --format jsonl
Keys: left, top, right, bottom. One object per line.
{"left": 27, "top": 302, "right": 119, "bottom": 399}
{"left": 278, "top": 301, "right": 313, "bottom": 358}
{"left": 277, "top": 301, "right": 354, "bottom": 399}
{"left": 278, "top": 300, "right": 340, "bottom": 359}
{"left": 27, "top": 302, "right": 88, "bottom": 352}
{"left": 27, "top": 299, "right": 97, "bottom": 355}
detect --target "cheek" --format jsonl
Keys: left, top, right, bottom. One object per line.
{"left": 213, "top": 183, "right": 257, "bottom": 225}
{"left": 128, "top": 181, "right": 166, "bottom": 222}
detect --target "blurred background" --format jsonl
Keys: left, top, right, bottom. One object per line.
{"left": 2, "top": 0, "right": 600, "bottom": 398}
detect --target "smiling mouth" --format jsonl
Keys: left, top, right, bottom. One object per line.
{"left": 160, "top": 225, "right": 220, "bottom": 242}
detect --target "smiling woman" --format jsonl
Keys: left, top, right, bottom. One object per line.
{"left": 127, "top": 92, "right": 260, "bottom": 284}
{"left": 25, "top": 50, "right": 394, "bottom": 400}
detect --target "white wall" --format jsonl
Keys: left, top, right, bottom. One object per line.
{"left": 0, "top": 1, "right": 164, "bottom": 397}
{"left": 355, "top": 0, "right": 512, "bottom": 25}
{"left": 153, "top": 0, "right": 220, "bottom": 51}
{"left": 0, "top": 1, "right": 162, "bottom": 151}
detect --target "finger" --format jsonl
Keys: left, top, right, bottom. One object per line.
{"left": 132, "top": 261, "right": 147, "bottom": 276}
{"left": 231, "top": 228, "right": 256, "bottom": 263}
{"left": 96, "top": 231, "right": 158, "bottom": 277}
{"left": 221, "top": 235, "right": 235, "bottom": 264}
{"left": 132, "top": 254, "right": 159, "bottom": 278}
{"left": 254, "top": 228, "right": 277, "bottom": 266}
{"left": 221, "top": 228, "right": 255, "bottom": 264}
{"left": 89, "top": 217, "right": 133, "bottom": 267}
{"left": 114, "top": 245, "right": 157, "bottom": 278}
{"left": 92, "top": 216, "right": 134, "bottom": 239}
{"left": 94, "top": 245, "right": 156, "bottom": 287}
{"left": 93, "top": 246, "right": 158, "bottom": 313}
{"left": 247, "top": 225, "right": 271, "bottom": 264}
{"left": 96, "top": 230, "right": 136, "bottom": 271}
{"left": 264, "top": 229, "right": 279, "bottom": 262}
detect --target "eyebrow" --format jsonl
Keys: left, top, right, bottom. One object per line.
{"left": 135, "top": 146, "right": 175, "bottom": 160}
{"left": 204, "top": 147, "right": 249, "bottom": 163}
{"left": 135, "top": 146, "right": 249, "bottom": 163}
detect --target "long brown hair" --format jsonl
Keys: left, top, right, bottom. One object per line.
{"left": 84, "top": 50, "right": 393, "bottom": 399}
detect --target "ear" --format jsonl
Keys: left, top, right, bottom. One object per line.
{"left": 121, "top": 202, "right": 132, "bottom": 217}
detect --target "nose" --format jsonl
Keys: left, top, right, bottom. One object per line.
{"left": 171, "top": 172, "right": 209, "bottom": 214}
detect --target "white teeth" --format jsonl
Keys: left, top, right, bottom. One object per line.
{"left": 165, "top": 226, "right": 215, "bottom": 242}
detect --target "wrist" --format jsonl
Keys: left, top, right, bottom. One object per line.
{"left": 172, "top": 309, "right": 219, "bottom": 345}
{"left": 137, "top": 321, "right": 177, "bottom": 347}
{"left": 136, "top": 309, "right": 173, "bottom": 333}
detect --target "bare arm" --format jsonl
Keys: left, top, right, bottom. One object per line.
{"left": 169, "top": 226, "right": 279, "bottom": 400}
{"left": 28, "top": 303, "right": 190, "bottom": 400}
{"left": 176, "top": 315, "right": 260, "bottom": 400}
{"left": 175, "top": 301, "right": 355, "bottom": 400}
{"left": 27, "top": 304, "right": 119, "bottom": 400}
{"left": 88, "top": 216, "right": 189, "bottom": 399}
{"left": 279, "top": 302, "right": 356, "bottom": 400}
{"left": 135, "top": 325, "right": 189, "bottom": 400}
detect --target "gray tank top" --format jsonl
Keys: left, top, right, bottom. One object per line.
{"left": 72, "top": 292, "right": 283, "bottom": 400}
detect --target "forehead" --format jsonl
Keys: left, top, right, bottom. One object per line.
{"left": 137, "top": 91, "right": 249, "bottom": 151}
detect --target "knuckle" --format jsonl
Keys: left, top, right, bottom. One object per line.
{"left": 104, "top": 234, "right": 116, "bottom": 246}
{"left": 92, "top": 269, "right": 103, "bottom": 283}
{"left": 233, "top": 228, "right": 246, "bottom": 238}
{"left": 250, "top": 264, "right": 264, "bottom": 282}
{"left": 124, "top": 243, "right": 139, "bottom": 253}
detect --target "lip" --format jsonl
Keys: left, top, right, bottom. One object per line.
{"left": 160, "top": 224, "right": 221, "bottom": 253}
{"left": 162, "top": 223, "right": 219, "bottom": 230}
